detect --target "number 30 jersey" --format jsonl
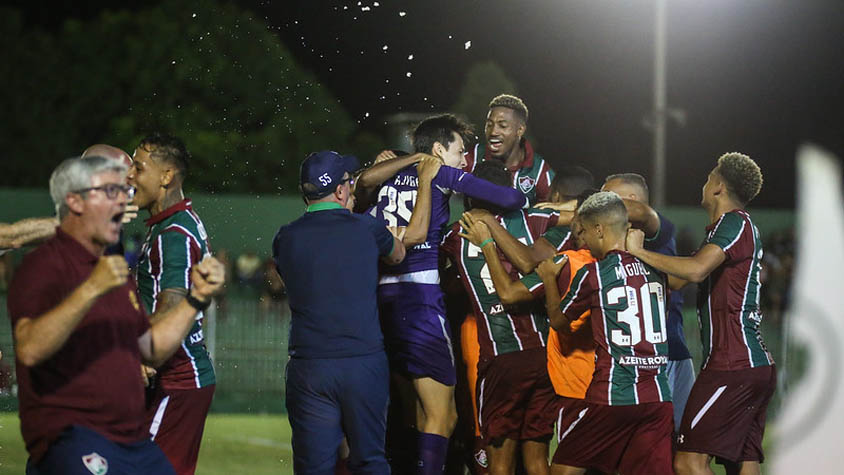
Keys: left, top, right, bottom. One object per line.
{"left": 372, "top": 164, "right": 528, "bottom": 276}
{"left": 560, "top": 250, "right": 672, "bottom": 406}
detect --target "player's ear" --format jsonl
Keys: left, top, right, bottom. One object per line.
{"left": 516, "top": 122, "right": 526, "bottom": 140}
{"left": 432, "top": 142, "right": 446, "bottom": 159}
{"left": 65, "top": 192, "right": 85, "bottom": 215}
{"left": 160, "top": 168, "right": 175, "bottom": 188}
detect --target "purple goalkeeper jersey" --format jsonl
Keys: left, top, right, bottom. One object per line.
{"left": 372, "top": 164, "right": 527, "bottom": 276}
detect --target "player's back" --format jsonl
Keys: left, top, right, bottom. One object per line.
{"left": 566, "top": 250, "right": 672, "bottom": 406}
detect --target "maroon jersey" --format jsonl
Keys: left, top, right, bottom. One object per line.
{"left": 697, "top": 210, "right": 773, "bottom": 371}
{"left": 463, "top": 140, "right": 555, "bottom": 206}
{"left": 441, "top": 208, "right": 558, "bottom": 363}
{"left": 7, "top": 229, "right": 150, "bottom": 462}
{"left": 560, "top": 250, "right": 672, "bottom": 406}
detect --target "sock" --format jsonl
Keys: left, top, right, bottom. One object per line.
{"left": 417, "top": 432, "right": 449, "bottom": 475}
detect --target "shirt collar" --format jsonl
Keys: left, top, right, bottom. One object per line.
{"left": 482, "top": 139, "right": 535, "bottom": 172}
{"left": 145, "top": 199, "right": 193, "bottom": 226}
{"left": 705, "top": 208, "right": 744, "bottom": 231}
{"left": 307, "top": 202, "right": 345, "bottom": 212}
{"left": 55, "top": 227, "right": 99, "bottom": 264}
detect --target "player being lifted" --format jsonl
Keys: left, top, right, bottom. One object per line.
{"left": 626, "top": 153, "right": 774, "bottom": 475}
{"left": 359, "top": 114, "right": 528, "bottom": 475}
{"left": 442, "top": 161, "right": 560, "bottom": 475}
{"left": 545, "top": 192, "right": 674, "bottom": 475}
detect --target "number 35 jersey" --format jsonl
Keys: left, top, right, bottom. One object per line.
{"left": 560, "top": 250, "right": 672, "bottom": 406}
{"left": 372, "top": 164, "right": 528, "bottom": 277}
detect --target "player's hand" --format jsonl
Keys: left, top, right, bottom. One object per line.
{"left": 122, "top": 204, "right": 139, "bottom": 224}
{"left": 626, "top": 228, "right": 645, "bottom": 254}
{"left": 534, "top": 199, "right": 578, "bottom": 212}
{"left": 141, "top": 364, "right": 157, "bottom": 387}
{"left": 536, "top": 255, "right": 568, "bottom": 280}
{"left": 458, "top": 212, "right": 492, "bottom": 246}
{"left": 189, "top": 256, "right": 225, "bottom": 303}
{"left": 416, "top": 155, "right": 442, "bottom": 184}
{"left": 374, "top": 150, "right": 398, "bottom": 164}
{"left": 86, "top": 255, "right": 129, "bottom": 296}
{"left": 387, "top": 226, "right": 407, "bottom": 241}
{"left": 463, "top": 208, "right": 494, "bottom": 225}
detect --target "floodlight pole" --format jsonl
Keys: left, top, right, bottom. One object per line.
{"left": 652, "top": 0, "right": 667, "bottom": 207}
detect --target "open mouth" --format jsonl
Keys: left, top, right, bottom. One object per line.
{"left": 488, "top": 138, "right": 503, "bottom": 150}
{"left": 111, "top": 212, "right": 125, "bottom": 224}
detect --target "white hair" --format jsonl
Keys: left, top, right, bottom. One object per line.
{"left": 49, "top": 156, "right": 127, "bottom": 219}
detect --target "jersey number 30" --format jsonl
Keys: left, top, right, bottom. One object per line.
{"left": 606, "top": 282, "right": 667, "bottom": 347}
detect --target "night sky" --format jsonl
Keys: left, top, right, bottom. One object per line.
{"left": 7, "top": 0, "right": 844, "bottom": 207}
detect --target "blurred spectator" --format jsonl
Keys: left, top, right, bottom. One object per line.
{"left": 235, "top": 250, "right": 263, "bottom": 292}
{"left": 124, "top": 232, "right": 144, "bottom": 269}
{"left": 259, "top": 258, "right": 287, "bottom": 318}
{"left": 214, "top": 248, "right": 232, "bottom": 319}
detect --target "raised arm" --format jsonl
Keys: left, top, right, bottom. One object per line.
{"left": 626, "top": 228, "right": 724, "bottom": 285}
{"left": 536, "top": 256, "right": 569, "bottom": 332}
{"left": 356, "top": 152, "right": 425, "bottom": 193}
{"left": 14, "top": 255, "right": 127, "bottom": 367}
{"left": 138, "top": 257, "right": 224, "bottom": 367}
{"left": 450, "top": 171, "right": 529, "bottom": 211}
{"left": 458, "top": 213, "right": 534, "bottom": 305}
{"left": 402, "top": 156, "right": 441, "bottom": 248}
{"left": 621, "top": 199, "right": 660, "bottom": 238}
{"left": 0, "top": 216, "right": 58, "bottom": 250}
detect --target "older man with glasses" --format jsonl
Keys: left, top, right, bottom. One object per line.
{"left": 7, "top": 155, "right": 225, "bottom": 475}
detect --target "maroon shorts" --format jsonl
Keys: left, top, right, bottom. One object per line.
{"left": 677, "top": 365, "right": 776, "bottom": 463}
{"left": 552, "top": 401, "right": 673, "bottom": 475}
{"left": 477, "top": 348, "right": 557, "bottom": 443}
{"left": 146, "top": 384, "right": 215, "bottom": 475}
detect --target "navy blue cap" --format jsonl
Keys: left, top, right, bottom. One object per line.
{"left": 299, "top": 150, "right": 360, "bottom": 199}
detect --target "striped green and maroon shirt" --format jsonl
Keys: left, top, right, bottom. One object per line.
{"left": 560, "top": 251, "right": 672, "bottom": 406}
{"left": 136, "top": 199, "right": 216, "bottom": 389}
{"left": 441, "top": 208, "right": 558, "bottom": 363}
{"left": 697, "top": 209, "right": 773, "bottom": 371}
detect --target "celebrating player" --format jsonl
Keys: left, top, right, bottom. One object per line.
{"left": 464, "top": 94, "right": 555, "bottom": 205}
{"left": 626, "top": 153, "right": 775, "bottom": 475}
{"left": 128, "top": 133, "right": 216, "bottom": 475}
{"left": 443, "top": 161, "right": 560, "bottom": 475}
{"left": 362, "top": 114, "right": 528, "bottom": 474}
{"left": 545, "top": 191, "right": 674, "bottom": 475}
{"left": 8, "top": 155, "right": 224, "bottom": 475}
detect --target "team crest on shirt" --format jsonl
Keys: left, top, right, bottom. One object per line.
{"left": 128, "top": 290, "right": 140, "bottom": 312}
{"left": 518, "top": 175, "right": 536, "bottom": 193}
{"left": 474, "top": 448, "right": 489, "bottom": 468}
{"left": 82, "top": 452, "right": 108, "bottom": 474}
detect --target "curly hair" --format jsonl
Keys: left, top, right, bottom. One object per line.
{"left": 716, "top": 152, "right": 763, "bottom": 205}
{"left": 488, "top": 94, "right": 528, "bottom": 123}
{"left": 137, "top": 132, "right": 190, "bottom": 179}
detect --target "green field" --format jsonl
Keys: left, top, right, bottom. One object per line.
{"left": 0, "top": 413, "right": 294, "bottom": 474}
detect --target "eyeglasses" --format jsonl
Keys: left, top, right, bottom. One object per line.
{"left": 341, "top": 176, "right": 355, "bottom": 187}
{"left": 75, "top": 184, "right": 135, "bottom": 200}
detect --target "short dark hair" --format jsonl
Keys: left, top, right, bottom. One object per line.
{"left": 575, "top": 188, "right": 600, "bottom": 209}
{"left": 604, "top": 173, "right": 649, "bottom": 201}
{"left": 137, "top": 132, "right": 189, "bottom": 178}
{"left": 465, "top": 160, "right": 511, "bottom": 215}
{"left": 412, "top": 114, "right": 473, "bottom": 155}
{"left": 488, "top": 94, "right": 528, "bottom": 123}
{"left": 577, "top": 191, "right": 628, "bottom": 233}
{"left": 551, "top": 166, "right": 595, "bottom": 201}
{"left": 715, "top": 152, "right": 763, "bottom": 205}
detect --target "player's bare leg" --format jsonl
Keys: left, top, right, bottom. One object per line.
{"left": 520, "top": 440, "right": 550, "bottom": 475}
{"left": 414, "top": 376, "right": 457, "bottom": 436}
{"left": 486, "top": 438, "right": 517, "bottom": 475}
{"left": 674, "top": 451, "right": 714, "bottom": 475}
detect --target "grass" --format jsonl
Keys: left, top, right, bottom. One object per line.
{"left": 0, "top": 412, "right": 294, "bottom": 475}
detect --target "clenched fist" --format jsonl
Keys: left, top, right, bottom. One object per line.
{"left": 87, "top": 255, "right": 129, "bottom": 296}
{"left": 189, "top": 256, "right": 225, "bottom": 303}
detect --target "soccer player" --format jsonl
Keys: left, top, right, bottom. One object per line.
{"left": 464, "top": 94, "right": 555, "bottom": 206}
{"left": 128, "top": 133, "right": 216, "bottom": 475}
{"left": 273, "top": 150, "right": 405, "bottom": 474}
{"left": 442, "top": 161, "right": 560, "bottom": 475}
{"left": 602, "top": 173, "right": 695, "bottom": 430}
{"left": 626, "top": 153, "right": 775, "bottom": 475}
{"left": 544, "top": 191, "right": 674, "bottom": 475}
{"left": 8, "top": 155, "right": 224, "bottom": 475}
{"left": 361, "top": 114, "right": 528, "bottom": 475}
